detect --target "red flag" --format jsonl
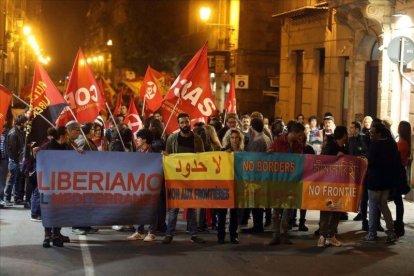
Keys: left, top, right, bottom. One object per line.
{"left": 60, "top": 48, "right": 105, "bottom": 125}
{"left": 160, "top": 43, "right": 217, "bottom": 134}
{"left": 123, "top": 97, "right": 143, "bottom": 137}
{"left": 140, "top": 66, "right": 163, "bottom": 115}
{"left": 28, "top": 62, "right": 68, "bottom": 142}
{"left": 224, "top": 77, "right": 237, "bottom": 113}
{"left": 113, "top": 87, "right": 125, "bottom": 116}
{"left": 0, "top": 85, "right": 12, "bottom": 134}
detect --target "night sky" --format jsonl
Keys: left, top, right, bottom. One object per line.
{"left": 40, "top": 0, "right": 89, "bottom": 80}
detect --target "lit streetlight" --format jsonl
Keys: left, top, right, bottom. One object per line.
{"left": 200, "top": 7, "right": 211, "bottom": 22}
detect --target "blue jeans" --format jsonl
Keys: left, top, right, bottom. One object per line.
{"left": 4, "top": 160, "right": 25, "bottom": 201}
{"left": 0, "top": 158, "right": 8, "bottom": 200}
{"left": 31, "top": 187, "right": 41, "bottom": 217}
{"left": 165, "top": 208, "right": 198, "bottom": 236}
{"left": 368, "top": 189, "right": 394, "bottom": 236}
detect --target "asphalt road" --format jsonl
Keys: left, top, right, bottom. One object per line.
{"left": 1, "top": 201, "right": 414, "bottom": 276}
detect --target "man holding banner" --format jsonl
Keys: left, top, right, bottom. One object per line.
{"left": 162, "top": 113, "right": 206, "bottom": 244}
{"left": 269, "top": 122, "right": 304, "bottom": 245}
{"left": 317, "top": 126, "right": 348, "bottom": 247}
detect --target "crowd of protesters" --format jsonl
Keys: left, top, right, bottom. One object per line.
{"left": 0, "top": 106, "right": 412, "bottom": 248}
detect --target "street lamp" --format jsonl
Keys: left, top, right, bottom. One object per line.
{"left": 200, "top": 7, "right": 212, "bottom": 22}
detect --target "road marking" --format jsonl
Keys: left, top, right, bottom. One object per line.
{"left": 79, "top": 235, "right": 95, "bottom": 276}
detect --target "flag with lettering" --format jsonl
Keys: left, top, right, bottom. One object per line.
{"left": 0, "top": 85, "right": 12, "bottom": 134}
{"left": 27, "top": 62, "right": 67, "bottom": 144}
{"left": 224, "top": 77, "right": 236, "bottom": 113}
{"left": 58, "top": 48, "right": 105, "bottom": 125}
{"left": 140, "top": 66, "right": 163, "bottom": 115}
{"left": 160, "top": 43, "right": 217, "bottom": 134}
{"left": 124, "top": 97, "right": 143, "bottom": 137}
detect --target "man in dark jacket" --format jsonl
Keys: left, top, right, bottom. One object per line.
{"left": 162, "top": 113, "right": 205, "bottom": 244}
{"left": 347, "top": 121, "right": 370, "bottom": 229}
{"left": 4, "top": 115, "right": 28, "bottom": 205}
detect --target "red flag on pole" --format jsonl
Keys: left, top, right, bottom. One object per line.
{"left": 140, "top": 66, "right": 163, "bottom": 115}
{"left": 123, "top": 97, "right": 143, "bottom": 137}
{"left": 0, "top": 85, "right": 12, "bottom": 134}
{"left": 224, "top": 77, "right": 237, "bottom": 113}
{"left": 28, "top": 62, "right": 68, "bottom": 142}
{"left": 160, "top": 42, "right": 217, "bottom": 134}
{"left": 113, "top": 87, "right": 125, "bottom": 116}
{"left": 58, "top": 48, "right": 105, "bottom": 125}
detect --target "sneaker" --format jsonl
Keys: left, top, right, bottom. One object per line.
{"left": 143, "top": 233, "right": 156, "bottom": 242}
{"left": 325, "top": 236, "right": 342, "bottom": 247}
{"left": 230, "top": 238, "right": 240, "bottom": 244}
{"left": 317, "top": 236, "right": 326, "bottom": 247}
{"left": 127, "top": 232, "right": 145, "bottom": 241}
{"left": 298, "top": 224, "right": 308, "bottom": 232}
{"left": 14, "top": 198, "right": 23, "bottom": 205}
{"left": 4, "top": 200, "right": 13, "bottom": 207}
{"left": 361, "top": 233, "right": 377, "bottom": 242}
{"left": 377, "top": 224, "right": 385, "bottom": 232}
{"left": 72, "top": 228, "right": 87, "bottom": 235}
{"left": 112, "top": 225, "right": 123, "bottom": 231}
{"left": 385, "top": 233, "right": 397, "bottom": 243}
{"left": 30, "top": 216, "right": 42, "bottom": 222}
{"left": 353, "top": 213, "right": 363, "bottom": 221}
{"left": 23, "top": 202, "right": 31, "bottom": 209}
{"left": 190, "top": 236, "right": 206, "bottom": 244}
{"left": 268, "top": 237, "right": 281, "bottom": 246}
{"left": 162, "top": 235, "right": 173, "bottom": 244}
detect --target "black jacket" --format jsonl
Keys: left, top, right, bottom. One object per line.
{"left": 6, "top": 126, "right": 25, "bottom": 163}
{"left": 367, "top": 138, "right": 399, "bottom": 191}
{"left": 348, "top": 134, "right": 368, "bottom": 157}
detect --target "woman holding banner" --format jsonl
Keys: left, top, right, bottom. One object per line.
{"left": 128, "top": 129, "right": 158, "bottom": 242}
{"left": 362, "top": 123, "right": 398, "bottom": 243}
{"left": 216, "top": 128, "right": 244, "bottom": 244}
{"left": 42, "top": 126, "right": 72, "bottom": 248}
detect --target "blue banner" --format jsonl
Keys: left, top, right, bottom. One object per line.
{"left": 37, "top": 151, "right": 163, "bottom": 227}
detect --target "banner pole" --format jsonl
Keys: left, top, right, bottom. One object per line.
{"left": 141, "top": 96, "right": 146, "bottom": 117}
{"left": 161, "top": 98, "right": 180, "bottom": 138}
{"left": 105, "top": 102, "right": 127, "bottom": 151}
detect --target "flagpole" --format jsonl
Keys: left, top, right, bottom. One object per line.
{"left": 105, "top": 102, "right": 127, "bottom": 151}
{"left": 161, "top": 98, "right": 180, "bottom": 138}
{"left": 223, "top": 110, "right": 228, "bottom": 126}
{"left": 11, "top": 93, "right": 55, "bottom": 128}
{"left": 141, "top": 96, "right": 146, "bottom": 117}
{"left": 64, "top": 108, "right": 95, "bottom": 150}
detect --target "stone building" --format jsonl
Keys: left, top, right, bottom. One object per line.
{"left": 180, "top": 0, "right": 281, "bottom": 116}
{"left": 0, "top": 0, "right": 42, "bottom": 101}
{"left": 273, "top": 0, "right": 413, "bottom": 131}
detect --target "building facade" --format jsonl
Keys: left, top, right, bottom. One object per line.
{"left": 183, "top": 0, "right": 281, "bottom": 116}
{"left": 274, "top": 0, "right": 413, "bottom": 131}
{"left": 0, "top": 0, "right": 42, "bottom": 103}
